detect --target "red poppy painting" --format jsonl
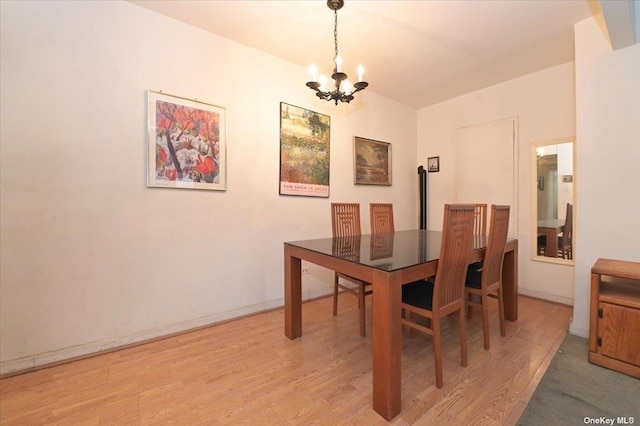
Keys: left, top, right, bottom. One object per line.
{"left": 147, "top": 91, "right": 226, "bottom": 190}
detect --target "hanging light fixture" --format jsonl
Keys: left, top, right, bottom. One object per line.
{"left": 306, "top": 0, "right": 368, "bottom": 105}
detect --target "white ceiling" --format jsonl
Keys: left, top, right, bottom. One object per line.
{"left": 128, "top": 0, "right": 597, "bottom": 109}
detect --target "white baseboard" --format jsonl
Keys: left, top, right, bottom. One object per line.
{"left": 1, "top": 289, "right": 330, "bottom": 376}
{"left": 569, "top": 321, "right": 589, "bottom": 338}
{"left": 518, "top": 288, "right": 574, "bottom": 306}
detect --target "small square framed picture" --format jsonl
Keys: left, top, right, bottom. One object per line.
{"left": 427, "top": 156, "right": 440, "bottom": 173}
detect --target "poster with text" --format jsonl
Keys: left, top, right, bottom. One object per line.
{"left": 279, "top": 102, "right": 330, "bottom": 197}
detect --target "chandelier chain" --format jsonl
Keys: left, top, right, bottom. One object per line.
{"left": 334, "top": 9, "right": 339, "bottom": 59}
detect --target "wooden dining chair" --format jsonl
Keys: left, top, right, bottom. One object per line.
{"left": 331, "top": 203, "right": 372, "bottom": 336}
{"left": 558, "top": 203, "right": 573, "bottom": 259}
{"left": 468, "top": 203, "right": 488, "bottom": 271}
{"left": 465, "top": 205, "right": 510, "bottom": 350}
{"left": 473, "top": 203, "right": 488, "bottom": 237}
{"left": 401, "top": 204, "right": 475, "bottom": 388}
{"left": 370, "top": 203, "right": 394, "bottom": 234}
{"left": 537, "top": 235, "right": 547, "bottom": 256}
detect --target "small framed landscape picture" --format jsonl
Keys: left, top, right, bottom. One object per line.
{"left": 427, "top": 156, "right": 440, "bottom": 173}
{"left": 354, "top": 137, "right": 391, "bottom": 185}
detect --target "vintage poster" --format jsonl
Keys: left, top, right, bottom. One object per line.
{"left": 279, "top": 102, "right": 330, "bottom": 197}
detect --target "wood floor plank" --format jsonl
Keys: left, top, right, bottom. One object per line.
{"left": 0, "top": 295, "right": 571, "bottom": 425}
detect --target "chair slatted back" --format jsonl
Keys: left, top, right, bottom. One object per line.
{"left": 331, "top": 203, "right": 361, "bottom": 238}
{"left": 474, "top": 203, "right": 488, "bottom": 237}
{"left": 332, "top": 235, "right": 362, "bottom": 260}
{"left": 481, "top": 205, "right": 511, "bottom": 287}
{"left": 370, "top": 203, "right": 395, "bottom": 234}
{"left": 560, "top": 203, "right": 573, "bottom": 248}
{"left": 433, "top": 204, "right": 475, "bottom": 312}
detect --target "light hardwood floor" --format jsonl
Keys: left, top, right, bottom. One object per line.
{"left": 0, "top": 294, "right": 571, "bottom": 425}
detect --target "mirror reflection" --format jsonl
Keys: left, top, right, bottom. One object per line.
{"left": 534, "top": 141, "right": 574, "bottom": 261}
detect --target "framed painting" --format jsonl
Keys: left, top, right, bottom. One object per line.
{"left": 354, "top": 136, "right": 391, "bottom": 185}
{"left": 279, "top": 102, "right": 330, "bottom": 197}
{"left": 147, "top": 91, "right": 226, "bottom": 190}
{"left": 427, "top": 156, "right": 440, "bottom": 173}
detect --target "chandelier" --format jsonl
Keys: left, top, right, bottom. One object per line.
{"left": 306, "top": 0, "right": 369, "bottom": 105}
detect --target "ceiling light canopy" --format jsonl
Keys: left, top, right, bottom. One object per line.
{"left": 306, "top": 0, "right": 368, "bottom": 105}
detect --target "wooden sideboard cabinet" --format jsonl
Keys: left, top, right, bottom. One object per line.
{"left": 589, "top": 258, "right": 640, "bottom": 378}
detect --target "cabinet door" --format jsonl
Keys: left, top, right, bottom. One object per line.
{"left": 598, "top": 302, "right": 640, "bottom": 366}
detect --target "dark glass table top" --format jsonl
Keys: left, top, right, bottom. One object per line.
{"left": 537, "top": 219, "right": 564, "bottom": 229}
{"left": 285, "top": 229, "right": 489, "bottom": 272}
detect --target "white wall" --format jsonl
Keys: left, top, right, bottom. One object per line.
{"left": 571, "top": 15, "right": 640, "bottom": 337}
{"left": 0, "top": 1, "right": 417, "bottom": 373}
{"left": 637, "top": 2, "right": 640, "bottom": 42}
{"left": 556, "top": 142, "right": 574, "bottom": 220}
{"left": 417, "top": 63, "right": 576, "bottom": 305}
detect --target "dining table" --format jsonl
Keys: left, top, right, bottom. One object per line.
{"left": 283, "top": 229, "right": 519, "bottom": 420}
{"left": 537, "top": 219, "right": 564, "bottom": 258}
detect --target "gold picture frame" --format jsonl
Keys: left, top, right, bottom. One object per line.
{"left": 354, "top": 136, "right": 391, "bottom": 185}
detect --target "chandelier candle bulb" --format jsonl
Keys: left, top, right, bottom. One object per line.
{"left": 357, "top": 64, "right": 364, "bottom": 82}
{"left": 309, "top": 64, "right": 318, "bottom": 82}
{"left": 334, "top": 54, "right": 343, "bottom": 72}
{"left": 320, "top": 75, "right": 328, "bottom": 91}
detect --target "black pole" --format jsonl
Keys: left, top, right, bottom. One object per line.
{"left": 417, "top": 166, "right": 427, "bottom": 229}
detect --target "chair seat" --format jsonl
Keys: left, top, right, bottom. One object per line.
{"left": 401, "top": 280, "right": 434, "bottom": 311}
{"left": 465, "top": 268, "right": 482, "bottom": 289}
{"left": 468, "top": 261, "right": 483, "bottom": 271}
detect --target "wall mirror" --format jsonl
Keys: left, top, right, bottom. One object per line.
{"left": 531, "top": 138, "right": 575, "bottom": 264}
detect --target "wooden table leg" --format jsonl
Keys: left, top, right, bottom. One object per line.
{"left": 372, "top": 270, "right": 402, "bottom": 420}
{"left": 502, "top": 241, "right": 519, "bottom": 321}
{"left": 284, "top": 245, "right": 302, "bottom": 339}
{"left": 539, "top": 227, "right": 559, "bottom": 257}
